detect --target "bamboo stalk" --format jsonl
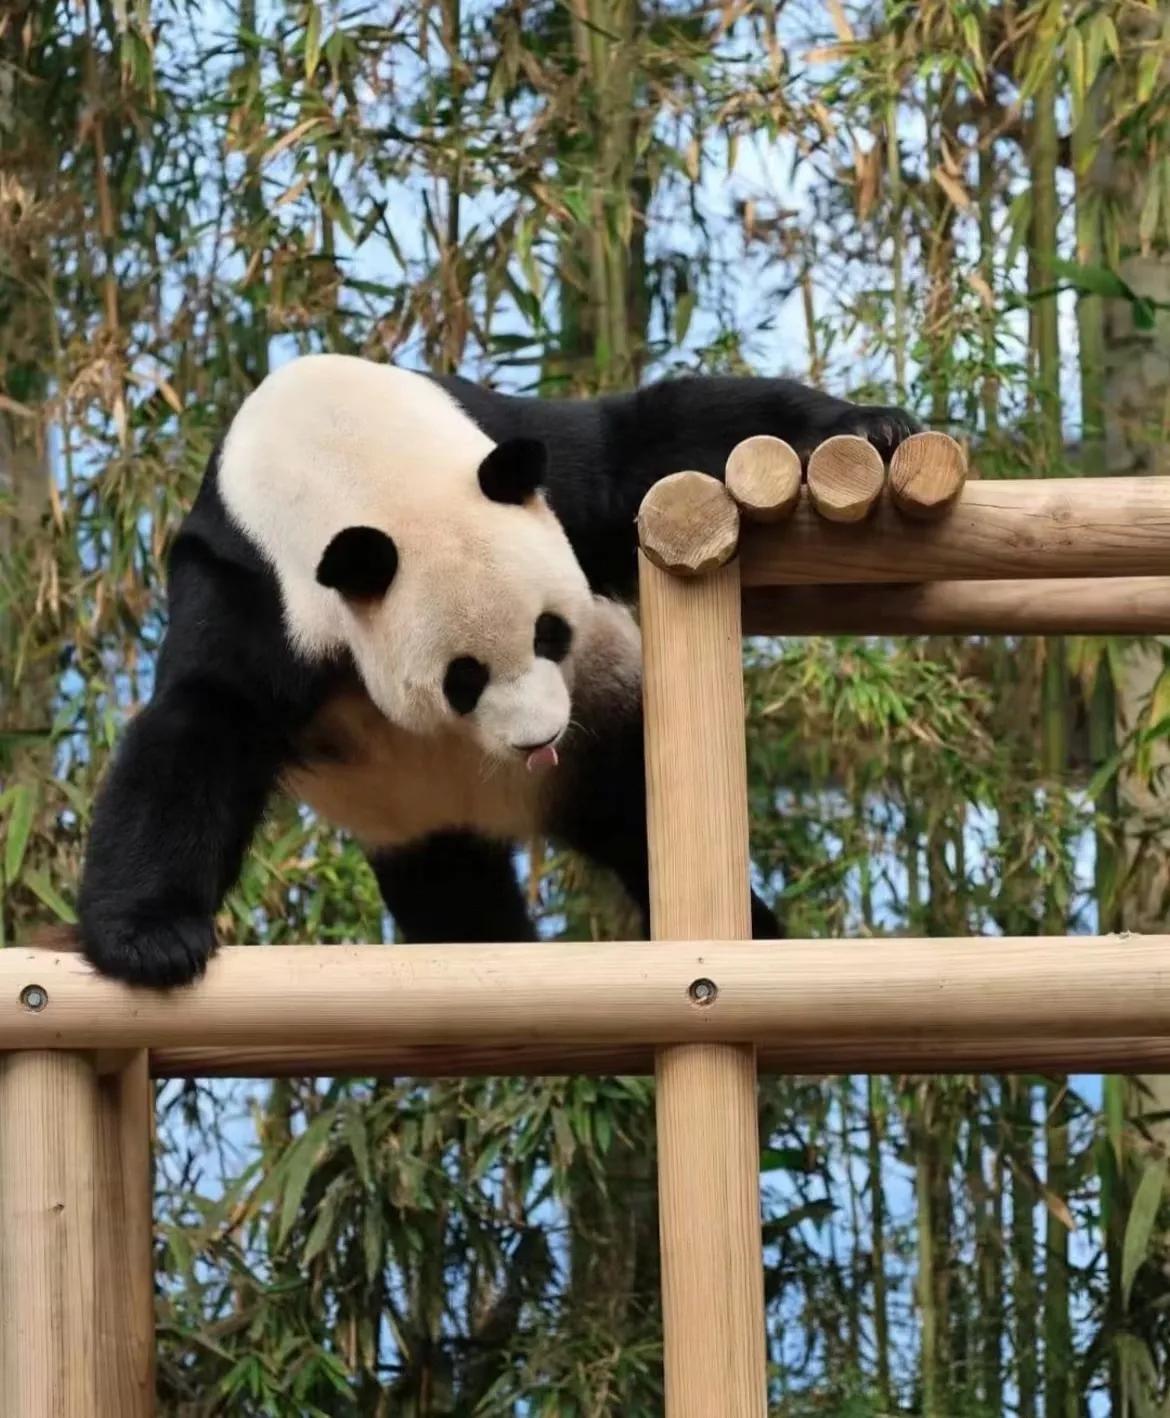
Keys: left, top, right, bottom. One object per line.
{"left": 739, "top": 477, "right": 1170, "bottom": 586}
{"left": 742, "top": 577, "right": 1170, "bottom": 637}
{"left": 638, "top": 550, "right": 766, "bottom": 1416}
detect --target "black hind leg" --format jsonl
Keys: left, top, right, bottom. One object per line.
{"left": 370, "top": 831, "right": 535, "bottom": 943}
{"left": 549, "top": 714, "right": 781, "bottom": 940}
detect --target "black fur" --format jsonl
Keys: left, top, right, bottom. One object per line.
{"left": 79, "top": 373, "right": 915, "bottom": 985}
{"left": 371, "top": 833, "right": 536, "bottom": 943}
{"left": 477, "top": 437, "right": 546, "bottom": 505}
{"left": 316, "top": 526, "right": 398, "bottom": 600}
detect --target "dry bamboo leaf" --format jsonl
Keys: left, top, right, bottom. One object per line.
{"left": 274, "top": 174, "right": 311, "bottom": 210}
{"left": 933, "top": 164, "right": 971, "bottom": 210}
{"left": 968, "top": 271, "right": 995, "bottom": 309}
{"left": 827, "top": 0, "right": 854, "bottom": 42}
{"left": 805, "top": 44, "right": 851, "bottom": 64}
{"left": 263, "top": 117, "right": 326, "bottom": 167}
{"left": 854, "top": 141, "right": 881, "bottom": 220}
{"left": 0, "top": 392, "right": 37, "bottom": 420}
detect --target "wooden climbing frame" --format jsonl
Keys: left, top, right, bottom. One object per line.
{"left": 3, "top": 431, "right": 1170, "bottom": 1414}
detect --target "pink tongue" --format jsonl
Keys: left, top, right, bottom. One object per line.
{"left": 525, "top": 744, "right": 560, "bottom": 772}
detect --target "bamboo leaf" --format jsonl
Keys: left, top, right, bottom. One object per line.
{"left": 303, "top": 1182, "right": 343, "bottom": 1263}
{"left": 4, "top": 783, "right": 35, "bottom": 884}
{"left": 22, "top": 870, "right": 76, "bottom": 923}
{"left": 304, "top": 3, "right": 321, "bottom": 79}
{"left": 345, "top": 1107, "right": 371, "bottom": 1189}
{"left": 1121, "top": 1155, "right": 1167, "bottom": 1307}
{"left": 278, "top": 1111, "right": 334, "bottom": 1247}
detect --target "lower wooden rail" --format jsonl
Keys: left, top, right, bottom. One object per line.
{"left": 4, "top": 936, "right": 1170, "bottom": 1052}
{"left": 148, "top": 1035, "right": 1170, "bottom": 1078}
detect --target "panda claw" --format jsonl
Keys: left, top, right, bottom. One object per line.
{"left": 80, "top": 910, "right": 217, "bottom": 988}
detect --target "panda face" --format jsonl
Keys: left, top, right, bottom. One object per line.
{"left": 318, "top": 504, "right": 589, "bottom": 762}
{"left": 217, "top": 355, "right": 593, "bottom": 763}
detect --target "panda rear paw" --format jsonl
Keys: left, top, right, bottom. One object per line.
{"left": 80, "top": 907, "right": 217, "bottom": 988}
{"left": 834, "top": 404, "right": 921, "bottom": 461}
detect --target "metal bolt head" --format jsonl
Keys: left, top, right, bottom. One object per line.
{"left": 688, "top": 977, "right": 718, "bottom": 1007}
{"left": 20, "top": 984, "right": 48, "bottom": 1012}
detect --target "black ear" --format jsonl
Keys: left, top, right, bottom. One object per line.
{"left": 478, "top": 438, "right": 547, "bottom": 505}
{"left": 316, "top": 526, "right": 398, "bottom": 601}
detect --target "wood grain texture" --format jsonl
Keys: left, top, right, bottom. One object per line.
{"left": 889, "top": 431, "right": 967, "bottom": 519}
{"left": 0, "top": 1052, "right": 98, "bottom": 1417}
{"left": 8, "top": 936, "right": 1170, "bottom": 1047}
{"left": 636, "top": 470, "right": 741, "bottom": 576}
{"left": 725, "top": 435, "right": 802, "bottom": 523}
{"left": 742, "top": 576, "right": 1170, "bottom": 636}
{"left": 806, "top": 434, "right": 886, "bottom": 523}
{"left": 740, "top": 475, "right": 1170, "bottom": 585}
{"left": 95, "top": 1052, "right": 154, "bottom": 1417}
{"left": 638, "top": 551, "right": 766, "bottom": 1416}
{"left": 149, "top": 1035, "right": 1170, "bottom": 1078}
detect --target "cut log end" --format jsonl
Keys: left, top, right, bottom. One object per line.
{"left": 889, "top": 431, "right": 968, "bottom": 519}
{"left": 637, "top": 471, "right": 741, "bottom": 576}
{"left": 725, "top": 436, "right": 802, "bottom": 523}
{"left": 806, "top": 435, "right": 885, "bottom": 523}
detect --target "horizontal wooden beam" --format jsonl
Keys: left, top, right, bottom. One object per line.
{"left": 742, "top": 576, "right": 1170, "bottom": 636}
{"left": 149, "top": 1035, "right": 1170, "bottom": 1078}
{"left": 4, "top": 937, "right": 1170, "bottom": 1053}
{"left": 740, "top": 476, "right": 1170, "bottom": 586}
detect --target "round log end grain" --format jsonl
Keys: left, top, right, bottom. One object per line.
{"left": 806, "top": 435, "right": 886, "bottom": 523}
{"left": 725, "top": 436, "right": 802, "bottom": 523}
{"left": 889, "top": 431, "right": 968, "bottom": 519}
{"left": 637, "top": 471, "right": 741, "bottom": 576}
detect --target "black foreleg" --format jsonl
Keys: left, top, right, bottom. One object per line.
{"left": 79, "top": 678, "right": 285, "bottom": 986}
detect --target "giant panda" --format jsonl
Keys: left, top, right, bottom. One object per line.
{"left": 79, "top": 353, "right": 917, "bottom": 986}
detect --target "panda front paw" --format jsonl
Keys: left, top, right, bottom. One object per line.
{"left": 80, "top": 907, "right": 217, "bottom": 988}
{"left": 833, "top": 404, "right": 922, "bottom": 461}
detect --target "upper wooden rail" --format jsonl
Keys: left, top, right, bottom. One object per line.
{"left": 5, "top": 937, "right": 1170, "bottom": 1052}
{"left": 635, "top": 432, "right": 1170, "bottom": 603}
{"left": 742, "top": 576, "right": 1170, "bottom": 636}
{"left": 740, "top": 475, "right": 1170, "bottom": 585}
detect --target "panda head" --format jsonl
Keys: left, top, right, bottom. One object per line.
{"left": 218, "top": 356, "right": 594, "bottom": 765}
{"left": 312, "top": 434, "right": 591, "bottom": 764}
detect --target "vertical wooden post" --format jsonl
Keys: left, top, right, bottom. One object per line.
{"left": 639, "top": 550, "right": 767, "bottom": 1416}
{"left": 0, "top": 1048, "right": 154, "bottom": 1418}
{"left": 95, "top": 1051, "right": 155, "bottom": 1416}
{"left": 0, "top": 1051, "right": 100, "bottom": 1416}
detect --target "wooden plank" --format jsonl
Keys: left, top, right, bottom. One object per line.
{"left": 639, "top": 551, "right": 767, "bottom": 1417}
{"left": 740, "top": 475, "right": 1170, "bottom": 585}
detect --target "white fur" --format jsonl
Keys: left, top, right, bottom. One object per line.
{"left": 218, "top": 354, "right": 595, "bottom": 759}
{"left": 285, "top": 593, "right": 642, "bottom": 850}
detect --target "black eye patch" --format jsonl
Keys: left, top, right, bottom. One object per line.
{"left": 443, "top": 656, "right": 490, "bottom": 715}
{"left": 534, "top": 612, "right": 572, "bottom": 663}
